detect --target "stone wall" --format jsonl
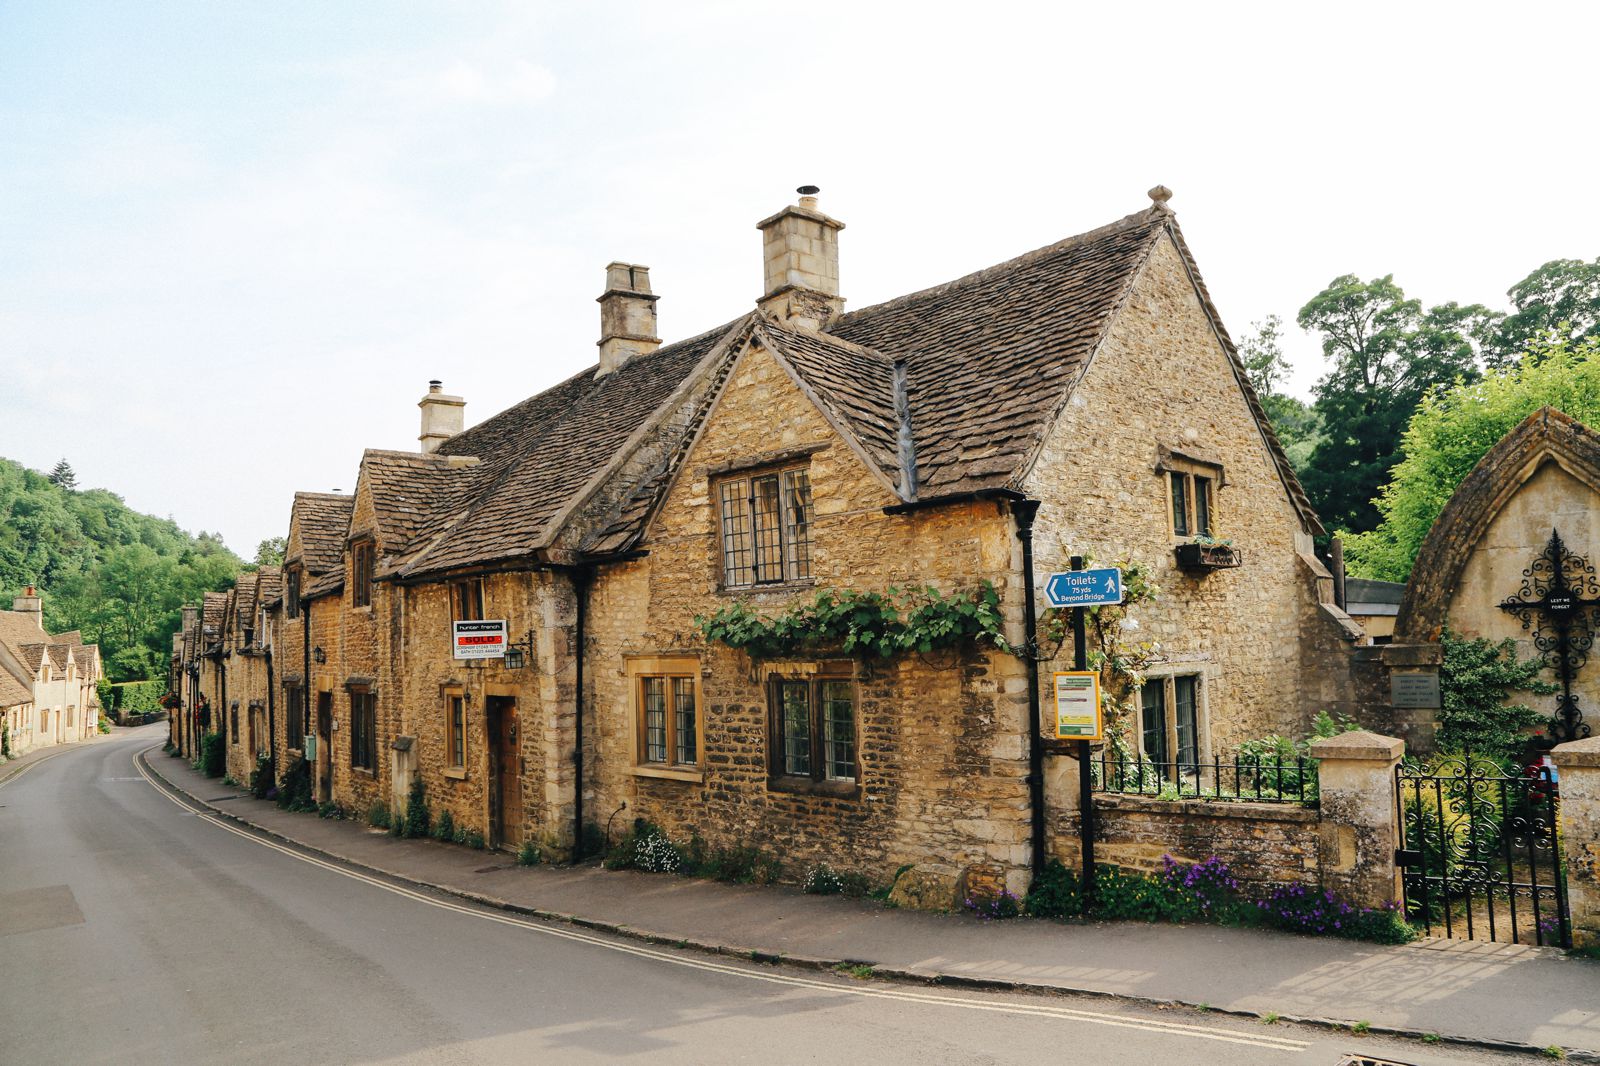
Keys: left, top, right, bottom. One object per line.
{"left": 1083, "top": 794, "right": 1321, "bottom": 891}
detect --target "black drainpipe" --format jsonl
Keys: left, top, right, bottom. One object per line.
{"left": 265, "top": 644, "right": 276, "bottom": 777}
{"left": 302, "top": 593, "right": 312, "bottom": 762}
{"left": 571, "top": 566, "right": 593, "bottom": 862}
{"left": 1010, "top": 498, "right": 1046, "bottom": 884}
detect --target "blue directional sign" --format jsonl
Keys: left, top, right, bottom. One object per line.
{"left": 1044, "top": 568, "right": 1123, "bottom": 608}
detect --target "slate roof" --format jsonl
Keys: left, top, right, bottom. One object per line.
{"left": 17, "top": 644, "right": 46, "bottom": 673}
{"left": 391, "top": 321, "right": 738, "bottom": 578}
{"left": 232, "top": 572, "right": 259, "bottom": 633}
{"left": 0, "top": 610, "right": 48, "bottom": 650}
{"left": 256, "top": 566, "right": 282, "bottom": 611}
{"left": 358, "top": 451, "right": 469, "bottom": 555}
{"left": 305, "top": 563, "right": 345, "bottom": 601}
{"left": 50, "top": 630, "right": 82, "bottom": 646}
{"left": 0, "top": 669, "right": 29, "bottom": 708}
{"left": 290, "top": 493, "right": 356, "bottom": 575}
{"left": 310, "top": 198, "right": 1318, "bottom": 579}
{"left": 46, "top": 644, "right": 70, "bottom": 671}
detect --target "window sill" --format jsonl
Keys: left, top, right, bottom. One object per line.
{"left": 719, "top": 580, "right": 815, "bottom": 598}
{"left": 353, "top": 767, "right": 376, "bottom": 779}
{"left": 631, "top": 764, "right": 704, "bottom": 784}
{"left": 767, "top": 775, "right": 859, "bottom": 799}
{"left": 443, "top": 767, "right": 468, "bottom": 781}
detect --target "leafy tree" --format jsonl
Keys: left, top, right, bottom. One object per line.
{"left": 255, "top": 537, "right": 286, "bottom": 567}
{"left": 47, "top": 460, "right": 76, "bottom": 490}
{"left": 1344, "top": 335, "right": 1600, "bottom": 579}
{"left": 1297, "top": 276, "right": 1491, "bottom": 533}
{"left": 1237, "top": 315, "right": 1321, "bottom": 468}
{"left": 1437, "top": 630, "right": 1556, "bottom": 763}
{"left": 1484, "top": 258, "right": 1600, "bottom": 368}
{"left": 0, "top": 455, "right": 244, "bottom": 682}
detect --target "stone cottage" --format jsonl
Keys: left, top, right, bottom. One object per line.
{"left": 223, "top": 187, "right": 1361, "bottom": 894}
{"left": 0, "top": 586, "right": 102, "bottom": 755}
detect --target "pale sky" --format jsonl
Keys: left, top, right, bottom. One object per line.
{"left": 4, "top": 1, "right": 1598, "bottom": 557}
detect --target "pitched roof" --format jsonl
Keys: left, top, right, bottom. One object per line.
{"left": 305, "top": 563, "right": 345, "bottom": 600}
{"left": 356, "top": 450, "right": 471, "bottom": 557}
{"left": 50, "top": 630, "right": 82, "bottom": 646}
{"left": 0, "top": 610, "right": 48, "bottom": 651}
{"left": 17, "top": 644, "right": 46, "bottom": 673}
{"left": 392, "top": 321, "right": 738, "bottom": 578}
{"left": 0, "top": 669, "right": 29, "bottom": 708}
{"left": 290, "top": 493, "right": 356, "bottom": 575}
{"left": 1397, "top": 407, "right": 1600, "bottom": 642}
{"left": 46, "top": 643, "right": 70, "bottom": 670}
{"left": 256, "top": 566, "right": 282, "bottom": 610}
{"left": 311, "top": 198, "right": 1320, "bottom": 579}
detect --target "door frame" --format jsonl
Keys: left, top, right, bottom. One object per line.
{"left": 485, "top": 694, "right": 521, "bottom": 851}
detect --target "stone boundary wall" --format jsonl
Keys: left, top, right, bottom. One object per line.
{"left": 1089, "top": 794, "right": 1321, "bottom": 892}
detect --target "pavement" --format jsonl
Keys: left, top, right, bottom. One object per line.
{"left": 135, "top": 731, "right": 1600, "bottom": 1059}
{"left": 7, "top": 723, "right": 1528, "bottom": 1066}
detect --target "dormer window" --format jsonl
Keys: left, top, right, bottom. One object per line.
{"left": 351, "top": 541, "right": 375, "bottom": 608}
{"left": 716, "top": 466, "right": 813, "bottom": 589}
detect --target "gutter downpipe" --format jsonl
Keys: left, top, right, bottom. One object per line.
{"left": 265, "top": 643, "right": 275, "bottom": 778}
{"left": 302, "top": 592, "right": 312, "bottom": 769}
{"left": 571, "top": 566, "right": 593, "bottom": 862}
{"left": 1010, "top": 498, "right": 1046, "bottom": 884}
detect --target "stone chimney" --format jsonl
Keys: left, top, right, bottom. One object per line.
{"left": 418, "top": 380, "right": 465, "bottom": 453}
{"left": 596, "top": 262, "right": 661, "bottom": 377}
{"left": 182, "top": 603, "right": 198, "bottom": 634}
{"left": 11, "top": 585, "right": 42, "bottom": 631}
{"left": 756, "top": 186, "right": 845, "bottom": 330}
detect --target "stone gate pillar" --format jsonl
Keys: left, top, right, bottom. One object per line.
{"left": 1309, "top": 730, "right": 1405, "bottom": 908}
{"left": 1551, "top": 737, "right": 1600, "bottom": 948}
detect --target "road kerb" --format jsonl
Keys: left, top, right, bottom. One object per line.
{"left": 136, "top": 746, "right": 1596, "bottom": 1063}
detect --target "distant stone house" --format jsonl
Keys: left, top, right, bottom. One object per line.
{"left": 0, "top": 587, "right": 102, "bottom": 755}
{"left": 237, "top": 188, "right": 1360, "bottom": 890}
{"left": 214, "top": 566, "right": 281, "bottom": 782}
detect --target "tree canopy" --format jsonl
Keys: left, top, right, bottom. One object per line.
{"left": 1342, "top": 334, "right": 1600, "bottom": 581}
{"left": 1295, "top": 275, "right": 1491, "bottom": 534}
{"left": 0, "top": 456, "right": 243, "bottom": 681}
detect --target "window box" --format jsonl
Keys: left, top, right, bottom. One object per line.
{"left": 1174, "top": 542, "right": 1241, "bottom": 571}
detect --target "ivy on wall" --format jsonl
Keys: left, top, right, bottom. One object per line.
{"left": 695, "top": 583, "right": 1007, "bottom": 660}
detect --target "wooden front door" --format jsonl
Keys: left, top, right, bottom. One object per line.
{"left": 487, "top": 696, "right": 521, "bottom": 850}
{"left": 315, "top": 692, "right": 333, "bottom": 804}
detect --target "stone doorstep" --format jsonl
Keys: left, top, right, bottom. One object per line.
{"left": 136, "top": 745, "right": 1597, "bottom": 1062}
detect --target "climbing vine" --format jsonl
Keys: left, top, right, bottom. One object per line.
{"left": 695, "top": 583, "right": 1008, "bottom": 660}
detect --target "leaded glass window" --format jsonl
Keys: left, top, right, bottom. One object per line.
{"left": 717, "top": 465, "right": 816, "bottom": 588}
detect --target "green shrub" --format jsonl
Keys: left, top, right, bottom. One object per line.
{"left": 683, "top": 834, "right": 778, "bottom": 884}
{"left": 317, "top": 801, "right": 344, "bottom": 820}
{"left": 1439, "top": 630, "right": 1557, "bottom": 761}
{"left": 464, "top": 830, "right": 485, "bottom": 850}
{"left": 517, "top": 840, "right": 542, "bottom": 866}
{"left": 1024, "top": 860, "right": 1085, "bottom": 918}
{"left": 96, "top": 715, "right": 111, "bottom": 734}
{"left": 221, "top": 774, "right": 238, "bottom": 788}
{"left": 276, "top": 757, "right": 314, "bottom": 812}
{"left": 199, "top": 733, "right": 225, "bottom": 777}
{"left": 432, "top": 809, "right": 455, "bottom": 843}
{"left": 367, "top": 801, "right": 391, "bottom": 829}
{"left": 249, "top": 755, "right": 274, "bottom": 799}
{"left": 605, "top": 819, "right": 681, "bottom": 872}
{"left": 403, "top": 777, "right": 430, "bottom": 839}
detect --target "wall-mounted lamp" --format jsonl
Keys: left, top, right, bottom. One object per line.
{"left": 313, "top": 647, "right": 326, "bottom": 664}
{"left": 503, "top": 633, "right": 533, "bottom": 671}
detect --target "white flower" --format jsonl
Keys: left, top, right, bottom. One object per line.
{"left": 1120, "top": 617, "right": 1141, "bottom": 631}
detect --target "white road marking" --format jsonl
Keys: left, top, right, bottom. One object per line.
{"left": 134, "top": 746, "right": 1309, "bottom": 1054}
{"left": 0, "top": 746, "right": 73, "bottom": 789}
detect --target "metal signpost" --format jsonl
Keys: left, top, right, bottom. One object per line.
{"left": 1043, "top": 559, "right": 1121, "bottom": 905}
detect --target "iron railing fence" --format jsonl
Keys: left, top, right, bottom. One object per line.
{"left": 1092, "top": 749, "right": 1319, "bottom": 806}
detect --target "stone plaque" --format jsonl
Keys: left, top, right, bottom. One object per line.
{"left": 1391, "top": 671, "right": 1441, "bottom": 709}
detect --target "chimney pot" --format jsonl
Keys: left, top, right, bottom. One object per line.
{"left": 12, "top": 585, "right": 43, "bottom": 630}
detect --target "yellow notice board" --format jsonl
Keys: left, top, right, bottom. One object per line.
{"left": 1052, "top": 671, "right": 1102, "bottom": 741}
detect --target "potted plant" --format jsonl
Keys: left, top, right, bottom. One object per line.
{"left": 1174, "top": 534, "right": 1241, "bottom": 572}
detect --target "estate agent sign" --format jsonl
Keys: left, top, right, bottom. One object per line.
{"left": 452, "top": 619, "right": 508, "bottom": 660}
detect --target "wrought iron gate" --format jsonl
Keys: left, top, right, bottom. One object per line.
{"left": 1395, "top": 754, "right": 1570, "bottom": 947}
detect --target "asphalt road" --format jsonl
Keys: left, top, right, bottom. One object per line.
{"left": 0, "top": 727, "right": 1535, "bottom": 1065}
